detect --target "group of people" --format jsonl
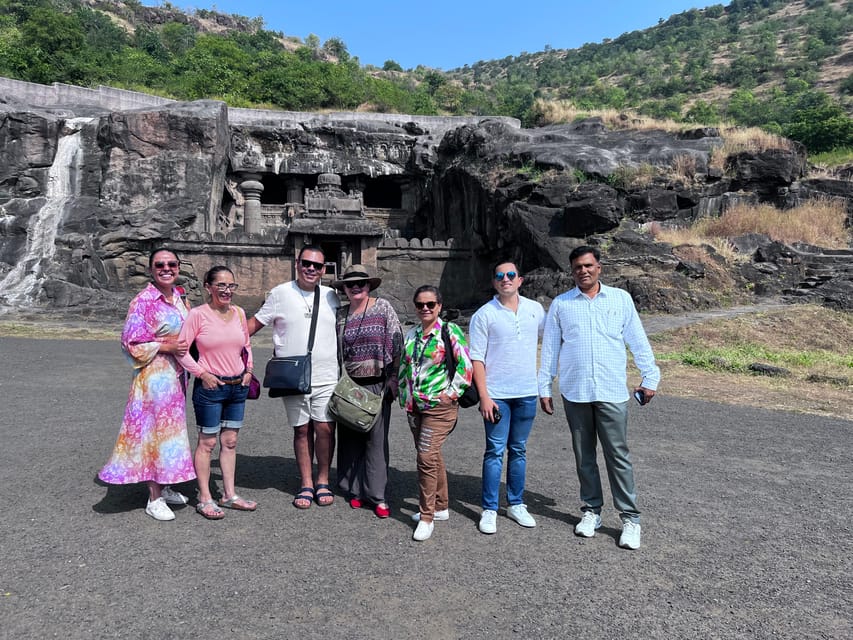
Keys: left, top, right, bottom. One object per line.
{"left": 98, "top": 250, "right": 258, "bottom": 521}
{"left": 99, "top": 243, "right": 659, "bottom": 549}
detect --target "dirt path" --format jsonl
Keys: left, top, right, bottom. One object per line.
{"left": 640, "top": 299, "right": 789, "bottom": 335}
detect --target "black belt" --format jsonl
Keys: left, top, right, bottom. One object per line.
{"left": 215, "top": 373, "right": 244, "bottom": 385}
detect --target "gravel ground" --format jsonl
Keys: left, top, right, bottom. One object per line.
{"left": 1, "top": 335, "right": 851, "bottom": 639}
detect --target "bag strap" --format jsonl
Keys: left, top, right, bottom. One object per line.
{"left": 306, "top": 286, "right": 320, "bottom": 353}
{"left": 336, "top": 301, "right": 387, "bottom": 394}
{"left": 441, "top": 322, "right": 458, "bottom": 379}
{"left": 335, "top": 306, "right": 346, "bottom": 368}
{"left": 236, "top": 306, "right": 250, "bottom": 367}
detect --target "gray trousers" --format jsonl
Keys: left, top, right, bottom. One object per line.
{"left": 562, "top": 399, "right": 640, "bottom": 523}
{"left": 336, "top": 383, "right": 392, "bottom": 505}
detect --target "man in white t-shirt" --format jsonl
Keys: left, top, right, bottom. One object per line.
{"left": 248, "top": 245, "right": 341, "bottom": 509}
{"left": 469, "top": 260, "right": 545, "bottom": 534}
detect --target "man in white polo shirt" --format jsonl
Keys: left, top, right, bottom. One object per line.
{"left": 248, "top": 245, "right": 340, "bottom": 509}
{"left": 469, "top": 260, "right": 545, "bottom": 534}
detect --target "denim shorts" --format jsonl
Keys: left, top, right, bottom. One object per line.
{"left": 192, "top": 378, "right": 249, "bottom": 434}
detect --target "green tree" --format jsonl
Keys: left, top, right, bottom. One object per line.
{"left": 135, "top": 26, "right": 169, "bottom": 64}
{"left": 18, "top": 7, "right": 88, "bottom": 83}
{"left": 684, "top": 99, "right": 720, "bottom": 124}
{"left": 161, "top": 22, "right": 196, "bottom": 56}
{"left": 246, "top": 53, "right": 326, "bottom": 109}
{"left": 173, "top": 35, "right": 252, "bottom": 99}
{"left": 726, "top": 89, "right": 763, "bottom": 125}
{"left": 0, "top": 16, "right": 24, "bottom": 78}
{"left": 840, "top": 72, "right": 853, "bottom": 96}
{"left": 322, "top": 36, "right": 349, "bottom": 62}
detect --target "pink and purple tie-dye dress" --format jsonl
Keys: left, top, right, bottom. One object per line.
{"left": 99, "top": 283, "right": 197, "bottom": 486}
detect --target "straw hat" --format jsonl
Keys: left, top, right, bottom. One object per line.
{"left": 332, "top": 264, "right": 382, "bottom": 291}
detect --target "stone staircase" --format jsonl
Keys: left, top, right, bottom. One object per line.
{"left": 784, "top": 244, "right": 853, "bottom": 309}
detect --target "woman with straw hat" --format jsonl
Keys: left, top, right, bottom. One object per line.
{"left": 332, "top": 264, "right": 402, "bottom": 519}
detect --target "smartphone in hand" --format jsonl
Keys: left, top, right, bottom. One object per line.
{"left": 633, "top": 390, "right": 646, "bottom": 405}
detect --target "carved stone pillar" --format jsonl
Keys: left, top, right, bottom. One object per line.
{"left": 239, "top": 174, "right": 264, "bottom": 234}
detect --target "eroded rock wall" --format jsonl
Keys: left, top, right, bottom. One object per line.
{"left": 1, "top": 80, "right": 849, "bottom": 317}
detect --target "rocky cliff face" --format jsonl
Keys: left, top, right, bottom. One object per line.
{"left": 0, "top": 88, "right": 850, "bottom": 318}
{"left": 0, "top": 100, "right": 229, "bottom": 311}
{"left": 426, "top": 118, "right": 851, "bottom": 312}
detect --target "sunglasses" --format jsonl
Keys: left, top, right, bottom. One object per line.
{"left": 495, "top": 271, "right": 518, "bottom": 281}
{"left": 212, "top": 283, "right": 239, "bottom": 292}
{"left": 300, "top": 259, "right": 324, "bottom": 271}
{"left": 414, "top": 301, "right": 438, "bottom": 310}
{"left": 153, "top": 261, "right": 179, "bottom": 269}
{"left": 344, "top": 280, "right": 369, "bottom": 289}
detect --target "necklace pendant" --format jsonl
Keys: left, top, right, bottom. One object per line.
{"left": 304, "top": 311, "right": 313, "bottom": 319}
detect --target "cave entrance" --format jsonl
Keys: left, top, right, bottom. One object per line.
{"left": 362, "top": 175, "right": 402, "bottom": 208}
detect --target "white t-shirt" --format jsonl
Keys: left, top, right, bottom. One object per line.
{"left": 469, "top": 294, "right": 545, "bottom": 399}
{"left": 254, "top": 281, "right": 341, "bottom": 385}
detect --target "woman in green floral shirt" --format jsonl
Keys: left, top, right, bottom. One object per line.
{"left": 399, "top": 285, "right": 473, "bottom": 541}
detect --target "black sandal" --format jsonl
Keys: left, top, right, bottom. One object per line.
{"left": 292, "top": 487, "right": 314, "bottom": 510}
{"left": 314, "top": 483, "right": 334, "bottom": 507}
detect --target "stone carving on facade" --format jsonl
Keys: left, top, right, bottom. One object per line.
{"left": 303, "top": 173, "right": 365, "bottom": 218}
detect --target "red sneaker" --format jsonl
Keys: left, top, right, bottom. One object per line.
{"left": 349, "top": 497, "right": 362, "bottom": 509}
{"left": 374, "top": 503, "right": 391, "bottom": 519}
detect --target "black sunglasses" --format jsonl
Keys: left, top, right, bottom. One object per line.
{"left": 495, "top": 271, "right": 518, "bottom": 281}
{"left": 300, "top": 259, "right": 324, "bottom": 271}
{"left": 154, "top": 261, "right": 179, "bottom": 269}
{"left": 344, "top": 280, "right": 369, "bottom": 289}
{"left": 414, "top": 301, "right": 438, "bottom": 310}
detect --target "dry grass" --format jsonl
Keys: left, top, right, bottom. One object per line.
{"left": 653, "top": 198, "right": 850, "bottom": 249}
{"left": 533, "top": 99, "right": 687, "bottom": 132}
{"left": 709, "top": 126, "right": 795, "bottom": 171}
{"left": 608, "top": 163, "right": 658, "bottom": 189}
{"left": 672, "top": 153, "right": 698, "bottom": 180}
{"left": 533, "top": 100, "right": 796, "bottom": 176}
{"left": 648, "top": 304, "right": 853, "bottom": 420}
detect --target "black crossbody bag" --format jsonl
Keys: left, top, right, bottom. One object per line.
{"left": 263, "top": 286, "right": 320, "bottom": 397}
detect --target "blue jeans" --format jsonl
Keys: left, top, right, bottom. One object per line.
{"left": 481, "top": 396, "right": 537, "bottom": 511}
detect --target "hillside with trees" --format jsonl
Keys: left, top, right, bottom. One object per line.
{"left": 1, "top": 0, "right": 852, "bottom": 154}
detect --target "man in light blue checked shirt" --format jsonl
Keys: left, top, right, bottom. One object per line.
{"left": 538, "top": 246, "right": 660, "bottom": 550}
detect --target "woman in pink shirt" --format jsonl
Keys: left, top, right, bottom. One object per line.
{"left": 178, "top": 266, "right": 257, "bottom": 519}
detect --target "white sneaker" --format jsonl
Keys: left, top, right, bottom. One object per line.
{"left": 412, "top": 520, "right": 434, "bottom": 541}
{"left": 478, "top": 509, "right": 497, "bottom": 534}
{"left": 619, "top": 521, "right": 642, "bottom": 550}
{"left": 506, "top": 504, "right": 536, "bottom": 528}
{"left": 145, "top": 497, "right": 175, "bottom": 521}
{"left": 411, "top": 509, "right": 449, "bottom": 522}
{"left": 161, "top": 486, "right": 189, "bottom": 505}
{"left": 574, "top": 511, "right": 601, "bottom": 537}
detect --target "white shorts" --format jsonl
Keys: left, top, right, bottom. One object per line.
{"left": 282, "top": 382, "right": 336, "bottom": 426}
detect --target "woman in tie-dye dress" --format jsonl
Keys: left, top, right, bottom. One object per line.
{"left": 99, "top": 248, "right": 197, "bottom": 521}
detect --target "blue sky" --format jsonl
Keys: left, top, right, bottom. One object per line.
{"left": 145, "top": 1, "right": 716, "bottom": 70}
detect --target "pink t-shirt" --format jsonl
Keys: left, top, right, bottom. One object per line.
{"left": 177, "top": 304, "right": 253, "bottom": 378}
